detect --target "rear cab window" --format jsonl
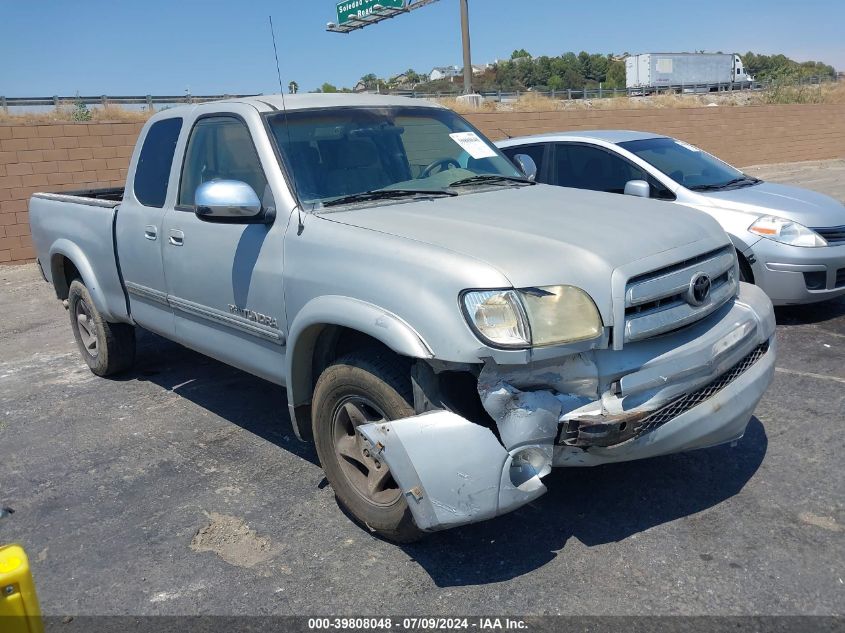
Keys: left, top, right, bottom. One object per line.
{"left": 133, "top": 118, "right": 183, "bottom": 208}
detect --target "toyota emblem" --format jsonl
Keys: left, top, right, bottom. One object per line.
{"left": 688, "top": 273, "right": 712, "bottom": 306}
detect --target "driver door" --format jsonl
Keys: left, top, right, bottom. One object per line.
{"left": 552, "top": 143, "right": 673, "bottom": 199}
{"left": 160, "top": 114, "right": 287, "bottom": 384}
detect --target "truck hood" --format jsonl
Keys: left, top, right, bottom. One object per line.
{"left": 322, "top": 184, "right": 724, "bottom": 289}
{"left": 698, "top": 181, "right": 845, "bottom": 228}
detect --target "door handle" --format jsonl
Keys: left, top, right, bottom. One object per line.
{"left": 168, "top": 229, "right": 184, "bottom": 246}
{"left": 144, "top": 225, "right": 158, "bottom": 241}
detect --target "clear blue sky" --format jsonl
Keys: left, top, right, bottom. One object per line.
{"left": 1, "top": 0, "right": 842, "bottom": 96}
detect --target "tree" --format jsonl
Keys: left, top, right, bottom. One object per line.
{"left": 288, "top": 81, "right": 299, "bottom": 94}
{"left": 742, "top": 52, "right": 835, "bottom": 81}
{"left": 71, "top": 94, "right": 91, "bottom": 122}
{"left": 548, "top": 75, "right": 564, "bottom": 91}
{"left": 360, "top": 73, "right": 378, "bottom": 89}
{"left": 577, "top": 51, "right": 592, "bottom": 82}
{"left": 511, "top": 48, "right": 531, "bottom": 60}
{"left": 321, "top": 83, "right": 338, "bottom": 93}
{"left": 605, "top": 58, "right": 626, "bottom": 88}
{"left": 589, "top": 54, "right": 609, "bottom": 82}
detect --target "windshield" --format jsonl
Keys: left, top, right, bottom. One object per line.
{"left": 618, "top": 137, "right": 758, "bottom": 191}
{"left": 266, "top": 106, "right": 526, "bottom": 208}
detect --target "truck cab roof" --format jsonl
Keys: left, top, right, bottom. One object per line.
{"left": 156, "top": 93, "right": 446, "bottom": 117}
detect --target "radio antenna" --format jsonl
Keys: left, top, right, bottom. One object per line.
{"left": 268, "top": 15, "right": 304, "bottom": 233}
{"left": 269, "top": 15, "right": 284, "bottom": 94}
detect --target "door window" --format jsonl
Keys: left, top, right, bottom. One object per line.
{"left": 178, "top": 116, "right": 269, "bottom": 207}
{"left": 133, "top": 118, "right": 183, "bottom": 208}
{"left": 554, "top": 143, "right": 647, "bottom": 194}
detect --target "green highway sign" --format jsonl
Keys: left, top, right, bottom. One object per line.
{"left": 336, "top": 0, "right": 405, "bottom": 25}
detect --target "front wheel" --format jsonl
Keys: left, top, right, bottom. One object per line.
{"left": 68, "top": 279, "right": 136, "bottom": 377}
{"left": 312, "top": 350, "right": 424, "bottom": 543}
{"left": 736, "top": 250, "right": 754, "bottom": 284}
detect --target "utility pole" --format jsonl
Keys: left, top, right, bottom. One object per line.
{"left": 459, "top": 0, "right": 473, "bottom": 94}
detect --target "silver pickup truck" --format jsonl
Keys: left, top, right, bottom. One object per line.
{"left": 29, "top": 94, "right": 776, "bottom": 542}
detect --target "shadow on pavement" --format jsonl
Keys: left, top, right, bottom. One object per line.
{"left": 119, "top": 329, "right": 767, "bottom": 588}
{"left": 775, "top": 296, "right": 845, "bottom": 326}
{"left": 120, "top": 328, "right": 319, "bottom": 466}
{"left": 402, "top": 417, "right": 767, "bottom": 587}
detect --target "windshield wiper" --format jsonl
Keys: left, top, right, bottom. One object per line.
{"left": 449, "top": 174, "right": 534, "bottom": 188}
{"left": 689, "top": 176, "right": 761, "bottom": 191}
{"left": 721, "top": 176, "right": 761, "bottom": 188}
{"left": 322, "top": 188, "right": 457, "bottom": 208}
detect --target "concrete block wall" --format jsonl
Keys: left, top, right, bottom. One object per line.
{"left": 2, "top": 104, "right": 844, "bottom": 264}
{"left": 466, "top": 104, "right": 845, "bottom": 166}
{"left": 0, "top": 122, "right": 143, "bottom": 264}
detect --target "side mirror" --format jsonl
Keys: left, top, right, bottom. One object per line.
{"left": 513, "top": 154, "right": 538, "bottom": 182}
{"left": 194, "top": 180, "right": 264, "bottom": 222}
{"left": 624, "top": 179, "right": 651, "bottom": 198}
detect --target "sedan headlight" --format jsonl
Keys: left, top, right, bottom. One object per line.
{"left": 462, "top": 285, "right": 602, "bottom": 348}
{"left": 749, "top": 216, "right": 827, "bottom": 247}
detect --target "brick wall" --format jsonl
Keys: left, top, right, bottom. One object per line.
{"left": 0, "top": 122, "right": 143, "bottom": 264}
{"left": 465, "top": 104, "right": 845, "bottom": 166}
{"left": 1, "top": 104, "right": 844, "bottom": 265}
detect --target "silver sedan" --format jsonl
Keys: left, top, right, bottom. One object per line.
{"left": 497, "top": 131, "right": 845, "bottom": 305}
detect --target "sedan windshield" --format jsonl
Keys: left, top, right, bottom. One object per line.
{"left": 618, "top": 137, "right": 759, "bottom": 191}
{"left": 267, "top": 106, "right": 527, "bottom": 208}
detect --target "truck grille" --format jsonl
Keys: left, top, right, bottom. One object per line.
{"left": 623, "top": 246, "right": 738, "bottom": 343}
{"left": 812, "top": 225, "right": 845, "bottom": 245}
{"left": 633, "top": 341, "right": 770, "bottom": 438}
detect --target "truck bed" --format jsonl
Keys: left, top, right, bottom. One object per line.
{"left": 28, "top": 188, "right": 131, "bottom": 323}
{"left": 33, "top": 187, "right": 125, "bottom": 206}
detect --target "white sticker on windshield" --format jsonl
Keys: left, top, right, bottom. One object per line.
{"left": 449, "top": 132, "right": 497, "bottom": 159}
{"left": 675, "top": 140, "right": 700, "bottom": 152}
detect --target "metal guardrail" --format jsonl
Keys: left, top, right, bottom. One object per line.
{"left": 388, "top": 76, "right": 836, "bottom": 102}
{"left": 0, "top": 77, "right": 836, "bottom": 112}
{"left": 0, "top": 94, "right": 258, "bottom": 112}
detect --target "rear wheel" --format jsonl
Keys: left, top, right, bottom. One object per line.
{"left": 312, "top": 350, "right": 424, "bottom": 543}
{"left": 68, "top": 280, "right": 135, "bottom": 376}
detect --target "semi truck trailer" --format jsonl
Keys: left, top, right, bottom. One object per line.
{"left": 626, "top": 53, "right": 753, "bottom": 93}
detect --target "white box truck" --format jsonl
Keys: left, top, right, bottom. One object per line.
{"left": 626, "top": 53, "right": 753, "bottom": 93}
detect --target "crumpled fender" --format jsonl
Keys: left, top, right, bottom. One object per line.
{"left": 358, "top": 411, "right": 548, "bottom": 532}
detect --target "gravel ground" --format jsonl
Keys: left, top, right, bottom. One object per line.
{"left": 0, "top": 160, "right": 843, "bottom": 617}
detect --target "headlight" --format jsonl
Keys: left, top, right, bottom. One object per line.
{"left": 462, "top": 285, "right": 602, "bottom": 348}
{"left": 462, "top": 290, "right": 530, "bottom": 348}
{"left": 749, "top": 216, "right": 827, "bottom": 247}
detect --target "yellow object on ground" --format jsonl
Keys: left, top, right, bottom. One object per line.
{"left": 0, "top": 544, "right": 43, "bottom": 633}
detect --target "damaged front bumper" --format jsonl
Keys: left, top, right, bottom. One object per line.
{"left": 359, "top": 411, "right": 551, "bottom": 531}
{"left": 359, "top": 283, "right": 776, "bottom": 532}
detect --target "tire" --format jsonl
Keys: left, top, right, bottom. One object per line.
{"left": 68, "top": 279, "right": 136, "bottom": 377}
{"left": 312, "top": 350, "right": 425, "bottom": 543}
{"left": 737, "top": 251, "right": 754, "bottom": 284}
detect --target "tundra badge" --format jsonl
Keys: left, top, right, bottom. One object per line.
{"left": 228, "top": 305, "right": 278, "bottom": 329}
